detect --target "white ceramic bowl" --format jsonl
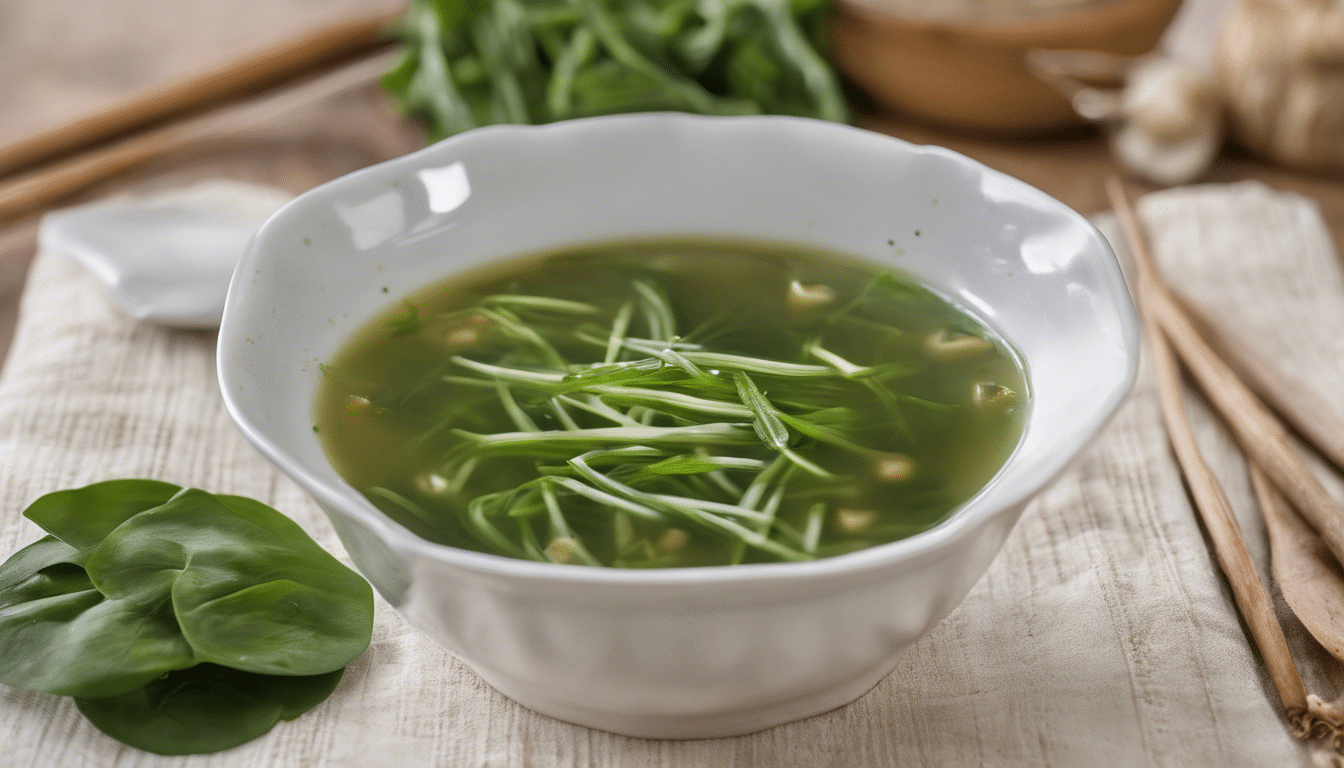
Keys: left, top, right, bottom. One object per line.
{"left": 217, "top": 114, "right": 1138, "bottom": 739}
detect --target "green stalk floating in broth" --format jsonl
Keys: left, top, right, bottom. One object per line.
{"left": 315, "top": 242, "right": 1028, "bottom": 567}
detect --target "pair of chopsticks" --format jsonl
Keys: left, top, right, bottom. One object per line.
{"left": 1107, "top": 178, "right": 1344, "bottom": 747}
{"left": 0, "top": 7, "right": 405, "bottom": 227}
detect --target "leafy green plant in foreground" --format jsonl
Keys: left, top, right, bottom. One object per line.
{"left": 0, "top": 480, "right": 374, "bottom": 755}
{"left": 76, "top": 664, "right": 345, "bottom": 757}
{"left": 384, "top": 0, "right": 848, "bottom": 141}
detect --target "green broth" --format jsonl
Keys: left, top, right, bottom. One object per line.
{"left": 314, "top": 241, "right": 1028, "bottom": 567}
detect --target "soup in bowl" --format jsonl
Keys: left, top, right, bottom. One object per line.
{"left": 315, "top": 240, "right": 1030, "bottom": 568}
{"left": 217, "top": 114, "right": 1138, "bottom": 738}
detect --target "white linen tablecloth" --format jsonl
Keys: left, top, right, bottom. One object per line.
{"left": 2, "top": 181, "right": 1341, "bottom": 766}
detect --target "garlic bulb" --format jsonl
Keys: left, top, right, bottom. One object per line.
{"left": 1110, "top": 56, "right": 1225, "bottom": 186}
{"left": 1217, "top": 0, "right": 1344, "bottom": 174}
{"left": 1026, "top": 49, "right": 1224, "bottom": 186}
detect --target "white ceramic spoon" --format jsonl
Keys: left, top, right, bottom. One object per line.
{"left": 40, "top": 180, "right": 293, "bottom": 328}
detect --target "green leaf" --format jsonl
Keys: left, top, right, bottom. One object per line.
{"left": 430, "top": 0, "right": 482, "bottom": 31}
{"left": 629, "top": 454, "right": 764, "bottom": 483}
{"left": 793, "top": 406, "right": 860, "bottom": 425}
{"left": 389, "top": 300, "right": 424, "bottom": 335}
{"left": 386, "top": 0, "right": 845, "bottom": 140}
{"left": 0, "top": 536, "right": 196, "bottom": 698}
{"left": 479, "top": 294, "right": 602, "bottom": 315}
{"left": 85, "top": 489, "right": 374, "bottom": 677}
{"left": 380, "top": 46, "right": 421, "bottom": 105}
{"left": 560, "top": 358, "right": 663, "bottom": 388}
{"left": 732, "top": 372, "right": 790, "bottom": 451}
{"left": 594, "top": 384, "right": 753, "bottom": 420}
{"left": 547, "top": 26, "right": 597, "bottom": 118}
{"left": 76, "top": 664, "right": 344, "bottom": 756}
{"left": 0, "top": 482, "right": 373, "bottom": 753}
{"left": 22, "top": 479, "right": 181, "bottom": 552}
{"left": 734, "top": 372, "right": 835, "bottom": 478}
{"left": 0, "top": 535, "right": 88, "bottom": 598}
{"left": 777, "top": 411, "right": 877, "bottom": 456}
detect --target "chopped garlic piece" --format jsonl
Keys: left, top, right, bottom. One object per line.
{"left": 445, "top": 315, "right": 489, "bottom": 348}
{"left": 786, "top": 281, "right": 836, "bottom": 312}
{"left": 925, "top": 329, "right": 992, "bottom": 360}
{"left": 974, "top": 382, "right": 1019, "bottom": 410}
{"left": 655, "top": 528, "right": 690, "bottom": 554}
{"left": 341, "top": 395, "right": 374, "bottom": 424}
{"left": 545, "top": 537, "right": 581, "bottom": 564}
{"left": 835, "top": 508, "right": 877, "bottom": 534}
{"left": 873, "top": 453, "right": 915, "bottom": 483}
{"left": 416, "top": 472, "right": 450, "bottom": 496}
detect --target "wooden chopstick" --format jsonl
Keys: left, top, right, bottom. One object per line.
{"left": 0, "top": 50, "right": 398, "bottom": 225}
{"left": 1105, "top": 177, "right": 1344, "bottom": 573}
{"left": 0, "top": 8, "right": 403, "bottom": 178}
{"left": 1143, "top": 307, "right": 1309, "bottom": 714}
{"left": 1251, "top": 462, "right": 1344, "bottom": 662}
{"left": 0, "top": 219, "right": 39, "bottom": 292}
{"left": 1175, "top": 294, "right": 1344, "bottom": 476}
{"left": 1109, "top": 178, "right": 1310, "bottom": 717}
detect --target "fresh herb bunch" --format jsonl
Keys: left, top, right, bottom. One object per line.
{"left": 383, "top": 0, "right": 848, "bottom": 141}
{"left": 0, "top": 480, "right": 375, "bottom": 755}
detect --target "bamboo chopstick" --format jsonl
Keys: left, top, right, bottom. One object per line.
{"left": 0, "top": 50, "right": 397, "bottom": 225}
{"left": 1141, "top": 305, "right": 1308, "bottom": 715}
{"left": 1109, "top": 179, "right": 1313, "bottom": 722}
{"left": 1108, "top": 178, "right": 1344, "bottom": 743}
{"left": 1252, "top": 463, "right": 1344, "bottom": 662}
{"left": 1105, "top": 177, "right": 1344, "bottom": 572}
{"left": 1112, "top": 175, "right": 1307, "bottom": 715}
{"left": 1176, "top": 294, "right": 1344, "bottom": 476}
{"left": 0, "top": 8, "right": 402, "bottom": 178}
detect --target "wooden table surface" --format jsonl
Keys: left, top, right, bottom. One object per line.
{"left": 0, "top": 0, "right": 1340, "bottom": 371}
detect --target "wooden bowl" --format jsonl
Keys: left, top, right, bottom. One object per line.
{"left": 830, "top": 0, "right": 1182, "bottom": 134}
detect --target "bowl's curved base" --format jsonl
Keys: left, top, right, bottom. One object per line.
{"left": 469, "top": 655, "right": 903, "bottom": 740}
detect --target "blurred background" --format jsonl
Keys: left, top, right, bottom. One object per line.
{"left": 0, "top": 0, "right": 1339, "bottom": 365}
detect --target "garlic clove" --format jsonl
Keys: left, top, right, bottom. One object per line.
{"left": 1122, "top": 57, "right": 1217, "bottom": 141}
{"left": 973, "top": 382, "right": 1020, "bottom": 410}
{"left": 1112, "top": 56, "right": 1224, "bottom": 187}
{"left": 1111, "top": 117, "right": 1223, "bottom": 187}
{"left": 342, "top": 395, "right": 375, "bottom": 422}
{"left": 835, "top": 508, "right": 876, "bottom": 535}
{"left": 786, "top": 281, "right": 836, "bottom": 312}
{"left": 873, "top": 453, "right": 916, "bottom": 483}
{"left": 444, "top": 314, "right": 490, "bottom": 349}
{"left": 545, "top": 537, "right": 581, "bottom": 564}
{"left": 926, "top": 329, "right": 992, "bottom": 360}
{"left": 415, "top": 472, "right": 451, "bottom": 496}
{"left": 655, "top": 528, "right": 690, "bottom": 555}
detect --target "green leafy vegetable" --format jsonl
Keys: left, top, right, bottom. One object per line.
{"left": 22, "top": 479, "right": 180, "bottom": 552}
{"left": 0, "top": 534, "right": 194, "bottom": 698}
{"left": 87, "top": 489, "right": 373, "bottom": 677}
{"left": 0, "top": 535, "right": 88, "bottom": 597}
{"left": 75, "top": 665, "right": 344, "bottom": 756}
{"left": 389, "top": 300, "right": 424, "bottom": 335}
{"left": 0, "top": 481, "right": 375, "bottom": 755}
{"left": 384, "top": 0, "right": 848, "bottom": 141}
